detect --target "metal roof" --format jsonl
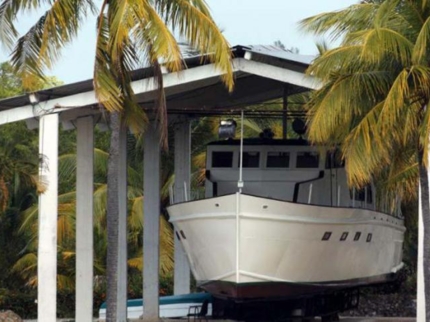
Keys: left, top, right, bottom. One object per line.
{"left": 245, "top": 45, "right": 315, "bottom": 65}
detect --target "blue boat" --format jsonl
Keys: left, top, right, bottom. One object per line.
{"left": 99, "top": 293, "right": 212, "bottom": 320}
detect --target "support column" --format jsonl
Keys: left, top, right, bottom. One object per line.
{"left": 282, "top": 85, "right": 289, "bottom": 140}
{"left": 418, "top": 184, "right": 425, "bottom": 320}
{"left": 117, "top": 124, "right": 128, "bottom": 321}
{"left": 143, "top": 123, "right": 161, "bottom": 321}
{"left": 76, "top": 116, "right": 95, "bottom": 322}
{"left": 37, "top": 113, "right": 59, "bottom": 322}
{"left": 173, "top": 118, "right": 191, "bottom": 295}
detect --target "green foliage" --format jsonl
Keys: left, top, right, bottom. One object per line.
{"left": 0, "top": 62, "right": 68, "bottom": 316}
{"left": 0, "top": 61, "right": 63, "bottom": 99}
{"left": 0, "top": 62, "right": 22, "bottom": 98}
{"left": 11, "top": 139, "right": 174, "bottom": 296}
{"left": 300, "top": 0, "right": 422, "bottom": 302}
{"left": 57, "top": 290, "right": 76, "bottom": 319}
{"left": 299, "top": 0, "right": 430, "bottom": 203}
{"left": 0, "top": 288, "right": 37, "bottom": 318}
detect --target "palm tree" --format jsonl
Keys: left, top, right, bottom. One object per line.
{"left": 300, "top": 0, "right": 430, "bottom": 319}
{"left": 0, "top": 1, "right": 234, "bottom": 320}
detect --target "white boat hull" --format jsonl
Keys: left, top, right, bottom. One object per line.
{"left": 168, "top": 193, "right": 405, "bottom": 300}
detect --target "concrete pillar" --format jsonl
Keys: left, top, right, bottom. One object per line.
{"left": 418, "top": 184, "right": 425, "bottom": 320}
{"left": 173, "top": 118, "right": 191, "bottom": 295}
{"left": 143, "top": 123, "right": 160, "bottom": 320}
{"left": 117, "top": 124, "right": 128, "bottom": 321}
{"left": 37, "top": 113, "right": 59, "bottom": 322}
{"left": 75, "top": 116, "right": 95, "bottom": 322}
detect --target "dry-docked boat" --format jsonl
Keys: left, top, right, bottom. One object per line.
{"left": 167, "top": 134, "right": 405, "bottom": 303}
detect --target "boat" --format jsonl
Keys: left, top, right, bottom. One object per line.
{"left": 98, "top": 292, "right": 213, "bottom": 320}
{"left": 167, "top": 128, "right": 405, "bottom": 305}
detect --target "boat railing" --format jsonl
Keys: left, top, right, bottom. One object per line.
{"left": 169, "top": 183, "right": 204, "bottom": 204}
{"left": 300, "top": 183, "right": 403, "bottom": 219}
{"left": 293, "top": 170, "right": 325, "bottom": 203}
{"left": 169, "top": 183, "right": 404, "bottom": 219}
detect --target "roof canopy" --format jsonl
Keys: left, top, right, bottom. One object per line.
{"left": 0, "top": 45, "right": 319, "bottom": 126}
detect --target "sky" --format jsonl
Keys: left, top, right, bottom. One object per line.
{"left": 0, "top": 0, "right": 358, "bottom": 85}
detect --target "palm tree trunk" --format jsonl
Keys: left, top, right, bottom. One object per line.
{"left": 106, "top": 111, "right": 120, "bottom": 321}
{"left": 418, "top": 150, "right": 430, "bottom": 321}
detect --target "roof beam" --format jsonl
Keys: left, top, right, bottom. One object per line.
{"left": 0, "top": 105, "right": 36, "bottom": 125}
{"left": 0, "top": 63, "right": 239, "bottom": 125}
{"left": 0, "top": 57, "right": 318, "bottom": 125}
{"left": 236, "top": 58, "right": 321, "bottom": 90}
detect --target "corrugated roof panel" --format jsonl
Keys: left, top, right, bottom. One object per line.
{"left": 246, "top": 45, "right": 316, "bottom": 65}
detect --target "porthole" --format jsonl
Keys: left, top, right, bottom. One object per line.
{"left": 354, "top": 232, "right": 361, "bottom": 241}
{"left": 367, "top": 233, "right": 372, "bottom": 242}
{"left": 263, "top": 205, "right": 268, "bottom": 209}
{"left": 322, "top": 232, "right": 332, "bottom": 241}
{"left": 340, "top": 232, "right": 349, "bottom": 241}
{"left": 215, "top": 203, "right": 219, "bottom": 207}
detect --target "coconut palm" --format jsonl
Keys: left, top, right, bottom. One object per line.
{"left": 1, "top": 1, "right": 234, "bottom": 319}
{"left": 300, "top": 0, "right": 430, "bottom": 318}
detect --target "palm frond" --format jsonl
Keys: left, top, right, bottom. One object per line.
{"left": 134, "top": 1, "right": 183, "bottom": 72}
{"left": 59, "top": 153, "right": 77, "bottom": 183}
{"left": 129, "top": 195, "right": 143, "bottom": 231}
{"left": 357, "top": 28, "right": 413, "bottom": 66}
{"left": 10, "top": 16, "right": 46, "bottom": 89}
{"left": 342, "top": 102, "right": 388, "bottom": 187}
{"left": 412, "top": 16, "right": 430, "bottom": 64}
{"left": 94, "top": 10, "right": 124, "bottom": 113}
{"left": 57, "top": 274, "right": 75, "bottom": 290}
{"left": 162, "top": 0, "right": 234, "bottom": 91}
{"left": 10, "top": 0, "right": 95, "bottom": 89}
{"left": 373, "top": 0, "right": 401, "bottom": 29}
{"left": 299, "top": 3, "right": 378, "bottom": 41}
{"left": 0, "top": 0, "right": 18, "bottom": 49}
{"left": 12, "top": 252, "right": 37, "bottom": 282}
{"left": 93, "top": 184, "right": 107, "bottom": 230}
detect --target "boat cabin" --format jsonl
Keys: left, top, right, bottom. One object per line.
{"left": 205, "top": 138, "right": 374, "bottom": 209}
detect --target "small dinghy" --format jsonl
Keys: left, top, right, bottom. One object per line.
{"left": 98, "top": 292, "right": 212, "bottom": 320}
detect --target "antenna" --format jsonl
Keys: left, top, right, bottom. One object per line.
{"left": 238, "top": 111, "right": 244, "bottom": 193}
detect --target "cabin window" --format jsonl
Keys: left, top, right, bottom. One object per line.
{"left": 353, "top": 185, "right": 373, "bottom": 203}
{"left": 366, "top": 233, "right": 372, "bottom": 242}
{"left": 322, "top": 232, "right": 332, "bottom": 241}
{"left": 267, "top": 152, "right": 290, "bottom": 168}
{"left": 325, "top": 150, "right": 344, "bottom": 169}
{"left": 354, "top": 232, "right": 361, "bottom": 241}
{"left": 340, "top": 232, "right": 349, "bottom": 241}
{"left": 212, "top": 151, "right": 233, "bottom": 168}
{"left": 296, "top": 152, "right": 320, "bottom": 168}
{"left": 240, "top": 152, "right": 260, "bottom": 168}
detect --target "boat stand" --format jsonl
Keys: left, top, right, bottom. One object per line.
{"left": 211, "top": 288, "right": 359, "bottom": 322}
